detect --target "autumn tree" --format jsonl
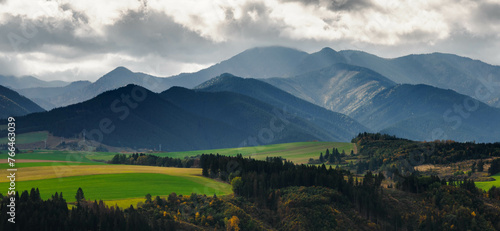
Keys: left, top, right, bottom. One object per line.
{"left": 227, "top": 216, "right": 240, "bottom": 231}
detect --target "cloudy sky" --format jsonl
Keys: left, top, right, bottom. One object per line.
{"left": 1, "top": 0, "right": 500, "bottom": 82}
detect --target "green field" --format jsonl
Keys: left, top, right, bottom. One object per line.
{"left": 88, "top": 142, "right": 355, "bottom": 164}
{"left": 0, "top": 173, "right": 232, "bottom": 203}
{"left": 1, "top": 141, "right": 354, "bottom": 208}
{"left": 12, "top": 150, "right": 115, "bottom": 163}
{"left": 476, "top": 173, "right": 500, "bottom": 190}
{"left": 0, "top": 131, "right": 48, "bottom": 144}
{"left": 0, "top": 161, "right": 102, "bottom": 169}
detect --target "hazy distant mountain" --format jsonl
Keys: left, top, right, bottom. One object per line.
{"left": 163, "top": 46, "right": 308, "bottom": 88}
{"left": 195, "top": 73, "right": 369, "bottom": 141}
{"left": 339, "top": 50, "right": 500, "bottom": 107}
{"left": 19, "top": 46, "right": 500, "bottom": 110}
{"left": 167, "top": 46, "right": 500, "bottom": 107}
{"left": 0, "top": 75, "right": 69, "bottom": 89}
{"left": 32, "top": 67, "right": 171, "bottom": 109}
{"left": 16, "top": 81, "right": 92, "bottom": 110}
{"left": 0, "top": 85, "right": 45, "bottom": 119}
{"left": 264, "top": 63, "right": 396, "bottom": 115}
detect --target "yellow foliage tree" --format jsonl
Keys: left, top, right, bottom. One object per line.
{"left": 227, "top": 216, "right": 240, "bottom": 231}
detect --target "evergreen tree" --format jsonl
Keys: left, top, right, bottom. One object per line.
{"left": 488, "top": 159, "right": 500, "bottom": 175}
{"left": 319, "top": 153, "right": 324, "bottom": 163}
{"left": 478, "top": 160, "right": 484, "bottom": 172}
{"left": 329, "top": 152, "right": 335, "bottom": 164}
{"left": 75, "top": 187, "right": 85, "bottom": 203}
{"left": 325, "top": 149, "right": 330, "bottom": 161}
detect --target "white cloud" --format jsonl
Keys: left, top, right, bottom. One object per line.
{"left": 0, "top": 0, "right": 499, "bottom": 81}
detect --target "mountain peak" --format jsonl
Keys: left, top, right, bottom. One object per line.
{"left": 109, "top": 66, "right": 132, "bottom": 74}
{"left": 319, "top": 47, "right": 337, "bottom": 53}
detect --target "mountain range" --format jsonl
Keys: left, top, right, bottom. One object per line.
{"left": 12, "top": 83, "right": 365, "bottom": 150}
{"left": 0, "top": 74, "right": 68, "bottom": 89}
{"left": 2, "top": 46, "right": 500, "bottom": 147}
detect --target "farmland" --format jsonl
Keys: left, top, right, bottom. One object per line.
{"left": 476, "top": 173, "right": 500, "bottom": 190}
{"left": 89, "top": 141, "right": 356, "bottom": 164}
{"left": 0, "top": 141, "right": 354, "bottom": 208}
{"left": 0, "top": 131, "right": 48, "bottom": 144}
{"left": 1, "top": 173, "right": 231, "bottom": 203}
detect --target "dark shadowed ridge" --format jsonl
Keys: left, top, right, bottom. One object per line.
{"left": 0, "top": 85, "right": 45, "bottom": 119}
{"left": 13, "top": 83, "right": 354, "bottom": 150}
{"left": 160, "top": 85, "right": 338, "bottom": 142}
{"left": 13, "top": 84, "right": 250, "bottom": 151}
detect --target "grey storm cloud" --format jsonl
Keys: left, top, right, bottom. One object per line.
{"left": 103, "top": 10, "right": 220, "bottom": 63}
{"left": 476, "top": 2, "right": 500, "bottom": 23}
{"left": 0, "top": 14, "right": 101, "bottom": 57}
{"left": 221, "top": 2, "right": 284, "bottom": 40}
{"left": 0, "top": 7, "right": 223, "bottom": 63}
{"left": 281, "top": 0, "right": 373, "bottom": 11}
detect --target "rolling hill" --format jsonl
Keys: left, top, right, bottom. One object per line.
{"left": 195, "top": 73, "right": 369, "bottom": 140}
{"left": 0, "top": 85, "right": 45, "bottom": 119}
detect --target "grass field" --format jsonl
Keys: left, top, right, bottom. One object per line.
{"left": 0, "top": 173, "right": 231, "bottom": 203}
{"left": 475, "top": 173, "right": 500, "bottom": 190}
{"left": 88, "top": 142, "right": 355, "bottom": 164}
{"left": 0, "top": 161, "right": 102, "bottom": 169}
{"left": 0, "top": 141, "right": 354, "bottom": 208}
{"left": 11, "top": 150, "right": 115, "bottom": 163}
{"left": 0, "top": 131, "right": 48, "bottom": 144}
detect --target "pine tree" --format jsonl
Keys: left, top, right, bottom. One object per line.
{"left": 478, "top": 160, "right": 484, "bottom": 172}
{"left": 329, "top": 152, "right": 335, "bottom": 164}
{"left": 319, "top": 153, "right": 324, "bottom": 163}
{"left": 75, "top": 187, "right": 85, "bottom": 203}
{"left": 325, "top": 149, "right": 330, "bottom": 161}
{"left": 488, "top": 159, "right": 500, "bottom": 175}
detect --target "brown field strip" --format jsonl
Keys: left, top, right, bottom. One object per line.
{"left": 0, "top": 165, "right": 206, "bottom": 183}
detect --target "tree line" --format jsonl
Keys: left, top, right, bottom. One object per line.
{"left": 110, "top": 153, "right": 196, "bottom": 168}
